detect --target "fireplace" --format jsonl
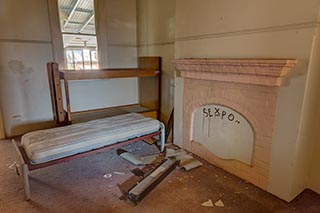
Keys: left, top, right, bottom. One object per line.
{"left": 172, "top": 59, "right": 297, "bottom": 191}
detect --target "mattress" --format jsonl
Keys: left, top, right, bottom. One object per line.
{"left": 21, "top": 113, "right": 161, "bottom": 164}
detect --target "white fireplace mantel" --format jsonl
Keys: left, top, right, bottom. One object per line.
{"left": 172, "top": 57, "right": 298, "bottom": 197}
{"left": 172, "top": 58, "right": 297, "bottom": 86}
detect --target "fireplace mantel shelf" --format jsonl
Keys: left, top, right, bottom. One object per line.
{"left": 172, "top": 58, "right": 297, "bottom": 86}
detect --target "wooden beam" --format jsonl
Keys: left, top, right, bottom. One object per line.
{"left": 50, "top": 62, "right": 67, "bottom": 124}
{"left": 60, "top": 68, "right": 159, "bottom": 80}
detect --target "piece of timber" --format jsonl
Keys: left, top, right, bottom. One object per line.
{"left": 63, "top": 79, "right": 72, "bottom": 124}
{"left": 47, "top": 63, "right": 57, "bottom": 122}
{"left": 50, "top": 63, "right": 67, "bottom": 124}
{"left": 59, "top": 69, "right": 159, "bottom": 80}
{"left": 128, "top": 159, "right": 178, "bottom": 204}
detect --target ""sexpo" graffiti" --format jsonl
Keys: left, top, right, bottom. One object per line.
{"left": 202, "top": 107, "right": 240, "bottom": 124}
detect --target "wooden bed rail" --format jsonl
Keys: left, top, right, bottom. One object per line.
{"left": 47, "top": 57, "right": 161, "bottom": 125}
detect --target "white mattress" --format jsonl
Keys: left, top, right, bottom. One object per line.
{"left": 21, "top": 113, "right": 161, "bottom": 164}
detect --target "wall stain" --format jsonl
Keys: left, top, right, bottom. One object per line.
{"left": 8, "top": 60, "right": 34, "bottom": 75}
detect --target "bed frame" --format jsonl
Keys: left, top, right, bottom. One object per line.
{"left": 12, "top": 57, "right": 164, "bottom": 201}
{"left": 12, "top": 130, "right": 162, "bottom": 201}
{"left": 47, "top": 56, "right": 161, "bottom": 125}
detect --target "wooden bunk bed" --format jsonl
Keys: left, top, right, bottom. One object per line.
{"left": 47, "top": 56, "right": 161, "bottom": 125}
{"left": 13, "top": 57, "right": 165, "bottom": 201}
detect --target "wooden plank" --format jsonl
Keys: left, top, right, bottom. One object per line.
{"left": 63, "top": 79, "right": 72, "bottom": 124}
{"left": 60, "top": 69, "right": 158, "bottom": 81}
{"left": 47, "top": 63, "right": 58, "bottom": 122}
{"left": 0, "top": 109, "right": 5, "bottom": 139}
{"left": 51, "top": 63, "right": 67, "bottom": 124}
{"left": 138, "top": 57, "right": 161, "bottom": 119}
{"left": 139, "top": 111, "right": 158, "bottom": 119}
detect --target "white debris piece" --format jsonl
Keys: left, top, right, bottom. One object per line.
{"left": 174, "top": 154, "right": 203, "bottom": 171}
{"left": 165, "top": 148, "right": 187, "bottom": 158}
{"left": 114, "top": 172, "right": 125, "bottom": 175}
{"left": 120, "top": 152, "right": 158, "bottom": 166}
{"left": 214, "top": 199, "right": 224, "bottom": 207}
{"left": 7, "top": 161, "right": 18, "bottom": 169}
{"left": 103, "top": 174, "right": 112, "bottom": 179}
{"left": 201, "top": 199, "right": 214, "bottom": 207}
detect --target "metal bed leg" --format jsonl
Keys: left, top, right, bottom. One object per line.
{"left": 11, "top": 139, "right": 31, "bottom": 201}
{"left": 160, "top": 122, "right": 166, "bottom": 152}
{"left": 22, "top": 164, "right": 31, "bottom": 201}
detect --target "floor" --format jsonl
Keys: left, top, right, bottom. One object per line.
{"left": 0, "top": 139, "right": 320, "bottom": 213}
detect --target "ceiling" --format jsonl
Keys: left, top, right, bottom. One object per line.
{"left": 58, "top": 0, "right": 96, "bottom": 35}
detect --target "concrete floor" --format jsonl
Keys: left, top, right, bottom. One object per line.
{"left": 0, "top": 139, "right": 320, "bottom": 213}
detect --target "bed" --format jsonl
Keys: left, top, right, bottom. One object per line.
{"left": 13, "top": 113, "right": 165, "bottom": 201}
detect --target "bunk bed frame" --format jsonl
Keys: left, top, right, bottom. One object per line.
{"left": 13, "top": 57, "right": 164, "bottom": 201}
{"left": 47, "top": 56, "right": 161, "bottom": 125}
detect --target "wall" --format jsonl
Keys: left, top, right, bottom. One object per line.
{"left": 0, "top": 0, "right": 139, "bottom": 136}
{"left": 0, "top": 0, "right": 55, "bottom": 136}
{"left": 67, "top": 0, "right": 139, "bottom": 113}
{"left": 305, "top": 23, "right": 320, "bottom": 194}
{"left": 174, "top": 0, "right": 320, "bottom": 201}
{"left": 0, "top": 108, "right": 5, "bottom": 139}
{"left": 137, "top": 0, "right": 175, "bottom": 123}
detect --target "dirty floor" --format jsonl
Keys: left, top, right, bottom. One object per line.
{"left": 1, "top": 139, "right": 320, "bottom": 213}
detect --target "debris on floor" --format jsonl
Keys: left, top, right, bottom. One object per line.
{"left": 201, "top": 199, "right": 214, "bottom": 207}
{"left": 117, "top": 144, "right": 203, "bottom": 205}
{"left": 103, "top": 173, "right": 112, "bottom": 179}
{"left": 165, "top": 148, "right": 187, "bottom": 158}
{"left": 214, "top": 199, "right": 225, "bottom": 207}
{"left": 128, "top": 159, "right": 179, "bottom": 204}
{"left": 117, "top": 148, "right": 162, "bottom": 166}
{"left": 7, "top": 161, "right": 18, "bottom": 169}
{"left": 114, "top": 171, "right": 125, "bottom": 175}
{"left": 166, "top": 148, "right": 203, "bottom": 171}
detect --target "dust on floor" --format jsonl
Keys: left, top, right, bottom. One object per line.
{"left": 0, "top": 139, "right": 320, "bottom": 213}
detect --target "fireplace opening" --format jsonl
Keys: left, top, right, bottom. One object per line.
{"left": 191, "top": 104, "right": 254, "bottom": 165}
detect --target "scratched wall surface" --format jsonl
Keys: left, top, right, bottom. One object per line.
{"left": 192, "top": 104, "right": 254, "bottom": 165}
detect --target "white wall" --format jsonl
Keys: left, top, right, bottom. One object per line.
{"left": 67, "top": 0, "right": 139, "bottom": 113}
{"left": 174, "top": 0, "right": 320, "bottom": 201}
{"left": 304, "top": 23, "right": 320, "bottom": 194}
{"left": 137, "top": 0, "right": 176, "bottom": 123}
{"left": 0, "top": 0, "right": 55, "bottom": 136}
{"left": 0, "top": 0, "right": 139, "bottom": 136}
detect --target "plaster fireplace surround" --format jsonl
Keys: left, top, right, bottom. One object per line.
{"left": 172, "top": 58, "right": 297, "bottom": 195}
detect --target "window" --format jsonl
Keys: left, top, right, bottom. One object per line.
{"left": 65, "top": 47, "right": 98, "bottom": 70}
{"left": 58, "top": 0, "right": 98, "bottom": 70}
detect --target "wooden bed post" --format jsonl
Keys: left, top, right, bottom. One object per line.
{"left": 47, "top": 62, "right": 67, "bottom": 124}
